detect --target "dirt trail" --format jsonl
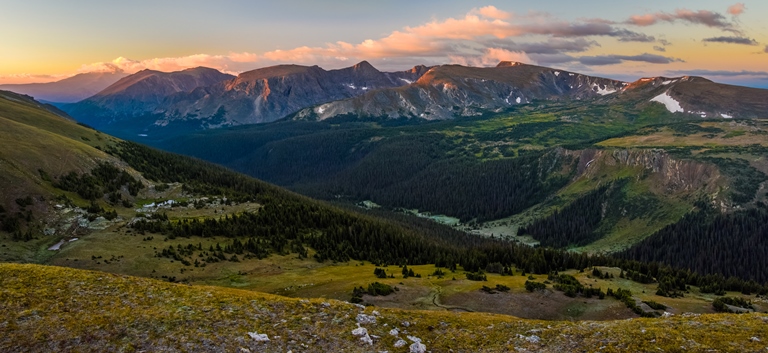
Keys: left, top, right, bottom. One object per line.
{"left": 428, "top": 282, "right": 474, "bottom": 312}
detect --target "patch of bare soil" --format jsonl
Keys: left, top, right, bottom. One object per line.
{"left": 442, "top": 289, "right": 637, "bottom": 321}
{"left": 361, "top": 285, "right": 437, "bottom": 311}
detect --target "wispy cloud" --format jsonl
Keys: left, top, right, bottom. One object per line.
{"left": 0, "top": 73, "right": 71, "bottom": 85}
{"left": 702, "top": 36, "right": 758, "bottom": 45}
{"left": 653, "top": 46, "right": 666, "bottom": 52}
{"left": 627, "top": 9, "right": 740, "bottom": 34}
{"left": 666, "top": 69, "right": 768, "bottom": 79}
{"left": 579, "top": 53, "right": 684, "bottom": 66}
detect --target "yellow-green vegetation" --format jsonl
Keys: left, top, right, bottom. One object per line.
{"left": 37, "top": 221, "right": 764, "bottom": 322}
{"left": 598, "top": 120, "right": 768, "bottom": 148}
{"left": 2, "top": 263, "right": 766, "bottom": 352}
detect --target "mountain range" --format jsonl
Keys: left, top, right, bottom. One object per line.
{"left": 58, "top": 61, "right": 767, "bottom": 139}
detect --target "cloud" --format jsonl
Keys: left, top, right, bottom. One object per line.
{"left": 449, "top": 48, "right": 531, "bottom": 67}
{"left": 627, "top": 9, "right": 739, "bottom": 34}
{"left": 469, "top": 6, "right": 512, "bottom": 20}
{"left": 764, "top": 45, "right": 768, "bottom": 53}
{"left": 480, "top": 38, "right": 599, "bottom": 54}
{"left": 727, "top": 3, "right": 746, "bottom": 15}
{"left": 0, "top": 73, "right": 71, "bottom": 85}
{"left": 579, "top": 53, "right": 684, "bottom": 66}
{"left": 10, "top": 5, "right": 750, "bottom": 85}
{"left": 67, "top": 8, "right": 668, "bottom": 76}
{"left": 527, "top": 53, "right": 578, "bottom": 65}
{"left": 77, "top": 55, "right": 239, "bottom": 75}
{"left": 666, "top": 69, "right": 768, "bottom": 79}
{"left": 702, "top": 36, "right": 758, "bottom": 45}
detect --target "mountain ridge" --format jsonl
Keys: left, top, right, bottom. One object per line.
{"left": 60, "top": 61, "right": 768, "bottom": 137}
{"left": 0, "top": 71, "right": 128, "bottom": 103}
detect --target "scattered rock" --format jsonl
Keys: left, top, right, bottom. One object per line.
{"left": 407, "top": 335, "right": 421, "bottom": 343}
{"left": 750, "top": 336, "right": 761, "bottom": 342}
{"left": 357, "top": 313, "right": 377, "bottom": 325}
{"left": 353, "top": 303, "right": 366, "bottom": 310}
{"left": 402, "top": 321, "right": 410, "bottom": 327}
{"left": 247, "top": 332, "right": 269, "bottom": 342}
{"left": 409, "top": 342, "right": 427, "bottom": 353}
{"left": 517, "top": 334, "right": 540, "bottom": 344}
{"left": 352, "top": 327, "right": 368, "bottom": 337}
{"left": 394, "top": 339, "right": 408, "bottom": 348}
{"left": 372, "top": 310, "right": 380, "bottom": 316}
{"left": 389, "top": 328, "right": 399, "bottom": 336}
{"left": 360, "top": 334, "right": 373, "bottom": 345}
{"left": 662, "top": 312, "right": 674, "bottom": 318}
{"left": 321, "top": 302, "right": 331, "bottom": 308}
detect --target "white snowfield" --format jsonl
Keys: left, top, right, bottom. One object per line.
{"left": 650, "top": 92, "right": 684, "bottom": 113}
{"left": 593, "top": 83, "right": 616, "bottom": 95}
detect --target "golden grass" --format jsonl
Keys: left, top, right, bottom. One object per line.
{"left": 1, "top": 263, "right": 766, "bottom": 352}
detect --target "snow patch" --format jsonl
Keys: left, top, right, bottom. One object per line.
{"left": 315, "top": 105, "right": 326, "bottom": 114}
{"left": 554, "top": 71, "right": 560, "bottom": 76}
{"left": 661, "top": 80, "right": 672, "bottom": 85}
{"left": 593, "top": 84, "right": 616, "bottom": 95}
{"left": 346, "top": 83, "right": 356, "bottom": 89}
{"left": 650, "top": 92, "right": 684, "bottom": 113}
{"left": 721, "top": 113, "right": 733, "bottom": 119}
{"left": 568, "top": 73, "right": 574, "bottom": 76}
{"left": 516, "top": 97, "right": 521, "bottom": 104}
{"left": 399, "top": 78, "right": 413, "bottom": 84}
{"left": 138, "top": 134, "right": 148, "bottom": 137}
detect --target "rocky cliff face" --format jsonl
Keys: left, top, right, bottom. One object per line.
{"left": 575, "top": 148, "right": 723, "bottom": 194}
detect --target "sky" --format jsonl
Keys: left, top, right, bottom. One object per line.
{"left": 1, "top": 0, "right": 767, "bottom": 87}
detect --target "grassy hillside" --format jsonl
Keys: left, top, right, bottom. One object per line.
{"left": 0, "top": 91, "right": 119, "bottom": 209}
{"left": 2, "top": 263, "right": 766, "bottom": 353}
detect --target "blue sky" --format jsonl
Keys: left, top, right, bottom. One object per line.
{"left": 1, "top": 0, "right": 766, "bottom": 87}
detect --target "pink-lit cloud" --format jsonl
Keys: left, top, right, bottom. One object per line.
{"left": 449, "top": 48, "right": 532, "bottom": 67}
{"left": 469, "top": 6, "right": 512, "bottom": 20}
{"left": 727, "top": 3, "right": 746, "bottom": 15}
